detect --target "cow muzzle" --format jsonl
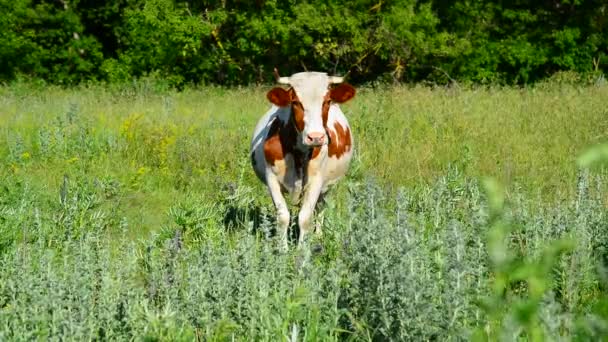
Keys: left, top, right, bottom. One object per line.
{"left": 304, "top": 132, "right": 326, "bottom": 147}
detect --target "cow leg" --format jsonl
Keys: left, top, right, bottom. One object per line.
{"left": 266, "top": 171, "right": 290, "bottom": 250}
{"left": 314, "top": 192, "right": 327, "bottom": 236}
{"left": 297, "top": 177, "right": 324, "bottom": 245}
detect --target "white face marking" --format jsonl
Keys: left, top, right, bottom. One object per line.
{"left": 288, "top": 72, "right": 330, "bottom": 144}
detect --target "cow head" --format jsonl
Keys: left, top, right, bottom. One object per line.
{"left": 266, "top": 72, "right": 355, "bottom": 148}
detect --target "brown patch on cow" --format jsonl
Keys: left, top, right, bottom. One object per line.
{"left": 267, "top": 87, "right": 291, "bottom": 107}
{"left": 328, "top": 122, "right": 352, "bottom": 158}
{"left": 263, "top": 117, "right": 317, "bottom": 169}
{"left": 311, "top": 146, "right": 321, "bottom": 159}
{"left": 321, "top": 95, "right": 331, "bottom": 128}
{"left": 330, "top": 83, "right": 356, "bottom": 103}
{"left": 264, "top": 118, "right": 296, "bottom": 166}
{"left": 290, "top": 91, "right": 305, "bottom": 131}
{"left": 321, "top": 83, "right": 355, "bottom": 132}
{"left": 267, "top": 86, "right": 307, "bottom": 132}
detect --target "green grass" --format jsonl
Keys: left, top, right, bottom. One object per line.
{"left": 1, "top": 80, "right": 608, "bottom": 340}
{"left": 2, "top": 81, "right": 607, "bottom": 204}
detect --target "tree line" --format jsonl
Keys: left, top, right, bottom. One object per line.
{"left": 1, "top": 0, "right": 606, "bottom": 86}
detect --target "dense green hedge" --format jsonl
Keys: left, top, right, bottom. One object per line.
{"left": 1, "top": 0, "right": 606, "bottom": 85}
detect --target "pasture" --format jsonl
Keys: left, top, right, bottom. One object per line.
{"left": 1, "top": 80, "right": 607, "bottom": 340}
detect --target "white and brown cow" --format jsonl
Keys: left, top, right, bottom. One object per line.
{"left": 250, "top": 71, "right": 355, "bottom": 248}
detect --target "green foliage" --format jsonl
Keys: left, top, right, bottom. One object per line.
{"left": 434, "top": 0, "right": 608, "bottom": 83}
{"left": 579, "top": 144, "right": 608, "bottom": 168}
{"left": 115, "top": 0, "right": 215, "bottom": 85}
{"left": 1, "top": 82, "right": 607, "bottom": 339}
{"left": 1, "top": 82, "right": 607, "bottom": 208}
{"left": 1, "top": 0, "right": 606, "bottom": 85}
{"left": 0, "top": 0, "right": 104, "bottom": 83}
{"left": 474, "top": 178, "right": 576, "bottom": 341}
{"left": 1, "top": 168, "right": 607, "bottom": 339}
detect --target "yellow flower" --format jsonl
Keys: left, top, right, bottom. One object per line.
{"left": 21, "top": 152, "right": 31, "bottom": 160}
{"left": 137, "top": 166, "right": 150, "bottom": 175}
{"left": 67, "top": 157, "right": 79, "bottom": 164}
{"left": 120, "top": 113, "right": 143, "bottom": 140}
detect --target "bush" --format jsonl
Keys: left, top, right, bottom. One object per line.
{"left": 0, "top": 0, "right": 104, "bottom": 83}
{"left": 1, "top": 171, "right": 607, "bottom": 340}
{"left": 2, "top": 0, "right": 605, "bottom": 85}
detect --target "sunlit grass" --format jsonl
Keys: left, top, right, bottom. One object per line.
{"left": 2, "top": 81, "right": 607, "bottom": 235}
{"left": 3, "top": 83, "right": 607, "bottom": 188}
{"left": 1, "top": 80, "right": 607, "bottom": 340}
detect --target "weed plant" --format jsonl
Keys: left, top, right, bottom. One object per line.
{"left": 1, "top": 82, "right": 607, "bottom": 340}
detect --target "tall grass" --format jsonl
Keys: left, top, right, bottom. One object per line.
{"left": 1, "top": 80, "right": 607, "bottom": 340}
{"left": 1, "top": 167, "right": 607, "bottom": 340}
{"left": 2, "top": 80, "right": 607, "bottom": 201}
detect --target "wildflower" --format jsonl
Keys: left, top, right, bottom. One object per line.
{"left": 120, "top": 113, "right": 142, "bottom": 140}
{"left": 137, "top": 166, "right": 150, "bottom": 175}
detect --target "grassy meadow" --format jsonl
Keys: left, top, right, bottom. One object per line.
{"left": 1, "top": 80, "right": 608, "bottom": 340}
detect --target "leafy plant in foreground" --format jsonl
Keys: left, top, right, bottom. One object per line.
{"left": 474, "top": 178, "right": 575, "bottom": 341}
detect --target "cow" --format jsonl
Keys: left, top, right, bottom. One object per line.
{"left": 250, "top": 71, "right": 356, "bottom": 248}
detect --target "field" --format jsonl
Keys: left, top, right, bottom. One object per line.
{"left": 1, "top": 80, "right": 608, "bottom": 340}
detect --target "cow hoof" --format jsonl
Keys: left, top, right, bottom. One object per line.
{"left": 294, "top": 246, "right": 312, "bottom": 269}
{"left": 275, "top": 238, "right": 289, "bottom": 253}
{"left": 280, "top": 244, "right": 289, "bottom": 253}
{"left": 311, "top": 243, "right": 324, "bottom": 255}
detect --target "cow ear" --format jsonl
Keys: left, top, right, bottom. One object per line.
{"left": 267, "top": 87, "right": 291, "bottom": 107}
{"left": 330, "top": 83, "right": 356, "bottom": 103}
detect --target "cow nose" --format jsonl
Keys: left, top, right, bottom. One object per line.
{"left": 305, "top": 132, "right": 325, "bottom": 146}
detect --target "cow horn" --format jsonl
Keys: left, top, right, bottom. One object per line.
{"left": 328, "top": 76, "right": 344, "bottom": 84}
{"left": 273, "top": 68, "right": 290, "bottom": 84}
